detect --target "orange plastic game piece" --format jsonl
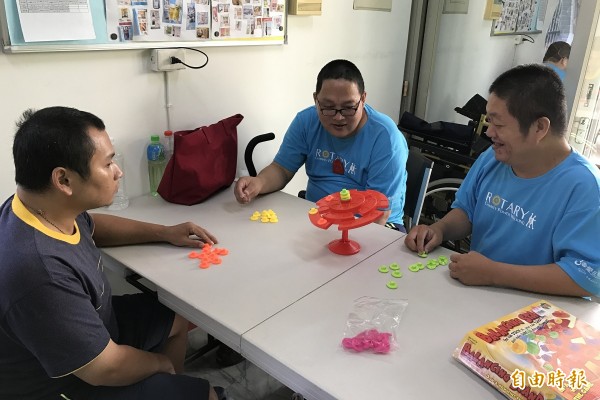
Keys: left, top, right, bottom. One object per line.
{"left": 188, "top": 244, "right": 230, "bottom": 269}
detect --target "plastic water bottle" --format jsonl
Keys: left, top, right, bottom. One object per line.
{"left": 108, "top": 137, "right": 129, "bottom": 210}
{"left": 163, "top": 130, "right": 174, "bottom": 160}
{"left": 147, "top": 135, "right": 167, "bottom": 196}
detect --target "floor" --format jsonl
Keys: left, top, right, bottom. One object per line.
{"left": 184, "top": 328, "right": 298, "bottom": 400}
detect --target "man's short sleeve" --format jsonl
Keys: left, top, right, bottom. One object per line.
{"left": 554, "top": 207, "right": 600, "bottom": 296}
{"left": 452, "top": 148, "right": 494, "bottom": 221}
{"left": 273, "top": 111, "right": 310, "bottom": 173}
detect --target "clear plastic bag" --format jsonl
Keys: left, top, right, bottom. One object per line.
{"left": 341, "top": 296, "right": 408, "bottom": 354}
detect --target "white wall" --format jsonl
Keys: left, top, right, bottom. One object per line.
{"left": 0, "top": 0, "right": 411, "bottom": 202}
{"left": 425, "top": 0, "right": 559, "bottom": 124}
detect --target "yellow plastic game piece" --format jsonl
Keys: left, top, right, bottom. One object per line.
{"left": 511, "top": 339, "right": 527, "bottom": 354}
{"left": 309, "top": 207, "right": 318, "bottom": 214}
{"left": 339, "top": 188, "right": 351, "bottom": 201}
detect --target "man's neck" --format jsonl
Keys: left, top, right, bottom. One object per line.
{"left": 16, "top": 187, "right": 77, "bottom": 235}
{"left": 512, "top": 138, "right": 571, "bottom": 178}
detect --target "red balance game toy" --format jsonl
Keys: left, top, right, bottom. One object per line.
{"left": 308, "top": 189, "right": 389, "bottom": 255}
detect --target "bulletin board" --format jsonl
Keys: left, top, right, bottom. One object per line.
{"left": 490, "top": 0, "right": 546, "bottom": 36}
{"left": 0, "top": 0, "right": 286, "bottom": 53}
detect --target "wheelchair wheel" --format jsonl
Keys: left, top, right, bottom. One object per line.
{"left": 421, "top": 178, "right": 471, "bottom": 253}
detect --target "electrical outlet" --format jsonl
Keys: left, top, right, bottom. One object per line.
{"left": 513, "top": 35, "right": 524, "bottom": 45}
{"left": 150, "top": 49, "right": 185, "bottom": 72}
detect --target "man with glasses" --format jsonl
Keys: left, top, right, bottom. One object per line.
{"left": 234, "top": 59, "right": 409, "bottom": 231}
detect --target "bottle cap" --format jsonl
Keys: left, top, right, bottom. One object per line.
{"left": 150, "top": 134, "right": 160, "bottom": 142}
{"left": 164, "top": 130, "right": 173, "bottom": 137}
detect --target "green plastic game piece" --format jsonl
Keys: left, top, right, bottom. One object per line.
{"left": 378, "top": 265, "right": 389, "bottom": 273}
{"left": 386, "top": 281, "right": 398, "bottom": 289}
{"left": 437, "top": 256, "right": 449, "bottom": 265}
{"left": 389, "top": 262, "right": 400, "bottom": 271}
{"left": 417, "top": 262, "right": 425, "bottom": 270}
{"left": 526, "top": 341, "right": 540, "bottom": 355}
{"left": 426, "top": 261, "right": 438, "bottom": 270}
{"left": 418, "top": 251, "right": 428, "bottom": 258}
{"left": 408, "top": 263, "right": 421, "bottom": 272}
{"left": 391, "top": 270, "right": 402, "bottom": 278}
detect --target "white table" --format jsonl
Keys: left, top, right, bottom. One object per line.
{"left": 241, "top": 242, "right": 600, "bottom": 399}
{"left": 98, "top": 188, "right": 403, "bottom": 353}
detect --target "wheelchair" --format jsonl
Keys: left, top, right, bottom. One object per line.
{"left": 398, "top": 94, "right": 490, "bottom": 253}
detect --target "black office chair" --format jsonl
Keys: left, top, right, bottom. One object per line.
{"left": 403, "top": 148, "right": 434, "bottom": 231}
{"left": 244, "top": 132, "right": 275, "bottom": 177}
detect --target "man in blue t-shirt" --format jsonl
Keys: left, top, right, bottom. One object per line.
{"left": 234, "top": 59, "right": 409, "bottom": 231}
{"left": 405, "top": 64, "right": 600, "bottom": 298}
{"left": 0, "top": 107, "right": 225, "bottom": 400}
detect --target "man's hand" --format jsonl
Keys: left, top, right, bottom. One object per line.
{"left": 404, "top": 224, "right": 443, "bottom": 254}
{"left": 234, "top": 176, "right": 263, "bottom": 204}
{"left": 448, "top": 251, "right": 495, "bottom": 286}
{"left": 162, "top": 222, "right": 217, "bottom": 247}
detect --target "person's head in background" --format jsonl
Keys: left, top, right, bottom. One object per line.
{"left": 543, "top": 41, "right": 571, "bottom": 81}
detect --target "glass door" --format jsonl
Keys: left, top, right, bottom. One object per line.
{"left": 569, "top": 17, "right": 600, "bottom": 167}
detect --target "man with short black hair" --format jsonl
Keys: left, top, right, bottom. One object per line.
{"left": 234, "top": 59, "right": 409, "bottom": 231}
{"left": 0, "top": 106, "right": 225, "bottom": 400}
{"left": 405, "top": 64, "right": 600, "bottom": 297}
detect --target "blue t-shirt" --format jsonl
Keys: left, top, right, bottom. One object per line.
{"left": 274, "top": 104, "right": 409, "bottom": 224}
{"left": 544, "top": 62, "right": 566, "bottom": 81}
{"left": 0, "top": 195, "right": 115, "bottom": 399}
{"left": 452, "top": 147, "right": 600, "bottom": 295}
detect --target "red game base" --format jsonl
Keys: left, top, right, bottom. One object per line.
{"left": 328, "top": 238, "right": 361, "bottom": 255}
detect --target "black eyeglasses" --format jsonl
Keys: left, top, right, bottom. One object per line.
{"left": 316, "top": 99, "right": 362, "bottom": 117}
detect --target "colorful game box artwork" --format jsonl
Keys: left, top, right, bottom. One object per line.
{"left": 454, "top": 300, "right": 600, "bottom": 400}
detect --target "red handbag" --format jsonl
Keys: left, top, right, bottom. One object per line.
{"left": 157, "top": 114, "right": 244, "bottom": 205}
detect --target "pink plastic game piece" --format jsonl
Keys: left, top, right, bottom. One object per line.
{"left": 341, "top": 329, "right": 393, "bottom": 354}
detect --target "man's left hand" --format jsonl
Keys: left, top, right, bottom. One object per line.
{"left": 448, "top": 251, "right": 495, "bottom": 286}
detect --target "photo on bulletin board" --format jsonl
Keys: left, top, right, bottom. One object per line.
{"left": 490, "top": 0, "right": 546, "bottom": 36}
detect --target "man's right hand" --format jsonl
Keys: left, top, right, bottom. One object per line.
{"left": 234, "top": 176, "right": 262, "bottom": 204}
{"left": 404, "top": 224, "right": 443, "bottom": 254}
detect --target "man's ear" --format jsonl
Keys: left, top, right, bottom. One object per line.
{"left": 51, "top": 168, "right": 73, "bottom": 196}
{"left": 313, "top": 92, "right": 317, "bottom": 103}
{"left": 533, "top": 117, "right": 551, "bottom": 143}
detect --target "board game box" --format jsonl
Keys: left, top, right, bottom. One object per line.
{"left": 453, "top": 300, "right": 600, "bottom": 400}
